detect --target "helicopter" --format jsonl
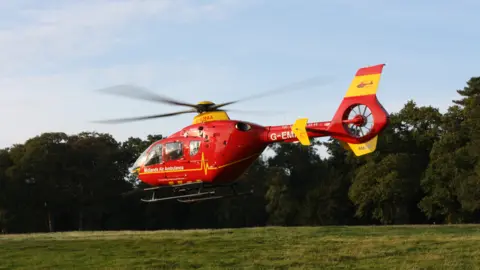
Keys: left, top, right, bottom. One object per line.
{"left": 94, "top": 64, "right": 389, "bottom": 203}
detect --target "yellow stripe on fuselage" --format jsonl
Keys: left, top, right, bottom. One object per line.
{"left": 139, "top": 152, "right": 261, "bottom": 176}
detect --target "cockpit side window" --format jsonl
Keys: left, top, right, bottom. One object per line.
{"left": 144, "top": 144, "right": 163, "bottom": 166}
{"left": 165, "top": 141, "right": 183, "bottom": 161}
{"left": 189, "top": 140, "right": 201, "bottom": 156}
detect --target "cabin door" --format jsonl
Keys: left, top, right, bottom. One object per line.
{"left": 163, "top": 139, "right": 190, "bottom": 184}
{"left": 186, "top": 139, "right": 205, "bottom": 181}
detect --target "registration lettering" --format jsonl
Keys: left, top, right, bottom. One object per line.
{"left": 281, "top": 131, "right": 295, "bottom": 139}
{"left": 270, "top": 131, "right": 295, "bottom": 141}
{"left": 194, "top": 114, "right": 214, "bottom": 123}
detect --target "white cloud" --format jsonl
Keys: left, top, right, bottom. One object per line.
{"left": 0, "top": 0, "right": 252, "bottom": 75}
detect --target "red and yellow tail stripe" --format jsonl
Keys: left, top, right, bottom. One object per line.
{"left": 345, "top": 64, "right": 385, "bottom": 98}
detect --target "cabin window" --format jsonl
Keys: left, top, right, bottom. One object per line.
{"left": 144, "top": 144, "right": 163, "bottom": 166}
{"left": 165, "top": 141, "right": 183, "bottom": 161}
{"left": 189, "top": 140, "right": 201, "bottom": 156}
{"left": 235, "top": 122, "right": 251, "bottom": 131}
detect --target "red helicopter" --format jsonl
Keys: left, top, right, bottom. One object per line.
{"left": 95, "top": 64, "right": 389, "bottom": 203}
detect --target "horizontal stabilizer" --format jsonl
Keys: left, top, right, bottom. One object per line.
{"left": 291, "top": 118, "right": 311, "bottom": 146}
{"left": 347, "top": 135, "right": 378, "bottom": 156}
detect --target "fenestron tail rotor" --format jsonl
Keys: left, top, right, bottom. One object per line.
{"left": 92, "top": 75, "right": 333, "bottom": 124}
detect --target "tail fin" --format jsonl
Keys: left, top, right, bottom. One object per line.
{"left": 345, "top": 64, "right": 385, "bottom": 98}
{"left": 327, "top": 64, "right": 389, "bottom": 156}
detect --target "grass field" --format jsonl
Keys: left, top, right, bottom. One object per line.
{"left": 1, "top": 225, "right": 480, "bottom": 269}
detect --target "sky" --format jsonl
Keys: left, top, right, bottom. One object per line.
{"left": 1, "top": 0, "right": 479, "bottom": 158}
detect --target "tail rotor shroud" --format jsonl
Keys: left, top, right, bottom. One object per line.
{"left": 343, "top": 104, "right": 374, "bottom": 139}
{"left": 324, "top": 64, "right": 389, "bottom": 156}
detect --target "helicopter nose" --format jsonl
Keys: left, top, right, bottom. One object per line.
{"left": 130, "top": 166, "right": 140, "bottom": 174}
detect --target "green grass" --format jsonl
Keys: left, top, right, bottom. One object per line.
{"left": 1, "top": 225, "right": 480, "bottom": 269}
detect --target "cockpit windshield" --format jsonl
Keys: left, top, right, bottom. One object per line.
{"left": 144, "top": 144, "right": 163, "bottom": 166}
{"left": 130, "top": 143, "right": 163, "bottom": 173}
{"left": 132, "top": 148, "right": 148, "bottom": 170}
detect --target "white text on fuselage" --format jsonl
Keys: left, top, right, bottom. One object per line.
{"left": 144, "top": 166, "right": 184, "bottom": 173}
{"left": 269, "top": 131, "right": 295, "bottom": 141}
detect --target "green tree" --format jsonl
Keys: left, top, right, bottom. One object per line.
{"left": 67, "top": 132, "right": 132, "bottom": 230}
{"left": 349, "top": 101, "right": 442, "bottom": 224}
{"left": 0, "top": 148, "right": 13, "bottom": 233}
{"left": 5, "top": 133, "right": 72, "bottom": 232}
{"left": 420, "top": 77, "right": 480, "bottom": 223}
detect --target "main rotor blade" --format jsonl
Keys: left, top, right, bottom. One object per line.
{"left": 91, "top": 109, "right": 197, "bottom": 124}
{"left": 225, "top": 109, "right": 285, "bottom": 115}
{"left": 212, "top": 75, "right": 334, "bottom": 110}
{"left": 96, "top": 84, "right": 199, "bottom": 109}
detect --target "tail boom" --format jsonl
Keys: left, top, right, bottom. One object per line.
{"left": 261, "top": 64, "right": 389, "bottom": 157}
{"left": 262, "top": 120, "right": 331, "bottom": 145}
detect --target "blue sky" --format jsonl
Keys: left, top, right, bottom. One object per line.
{"left": 1, "top": 0, "right": 479, "bottom": 157}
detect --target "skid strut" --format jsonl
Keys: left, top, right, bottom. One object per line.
{"left": 133, "top": 182, "right": 254, "bottom": 203}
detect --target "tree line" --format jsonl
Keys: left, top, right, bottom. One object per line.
{"left": 1, "top": 76, "right": 479, "bottom": 233}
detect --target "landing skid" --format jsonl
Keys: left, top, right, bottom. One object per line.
{"left": 130, "top": 182, "right": 253, "bottom": 203}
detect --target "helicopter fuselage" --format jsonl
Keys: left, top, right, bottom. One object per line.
{"left": 135, "top": 119, "right": 278, "bottom": 187}
{"left": 134, "top": 116, "right": 338, "bottom": 187}
{"left": 129, "top": 64, "right": 390, "bottom": 189}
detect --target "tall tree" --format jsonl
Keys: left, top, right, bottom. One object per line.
{"left": 67, "top": 132, "right": 132, "bottom": 230}
{"left": 420, "top": 77, "right": 480, "bottom": 223}
{"left": 0, "top": 148, "right": 13, "bottom": 233}
{"left": 5, "top": 133, "right": 72, "bottom": 232}
{"left": 349, "top": 101, "right": 442, "bottom": 224}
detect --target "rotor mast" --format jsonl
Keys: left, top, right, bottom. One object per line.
{"left": 192, "top": 101, "right": 230, "bottom": 124}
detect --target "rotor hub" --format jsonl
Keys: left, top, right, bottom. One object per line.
{"left": 196, "top": 101, "right": 216, "bottom": 113}
{"left": 197, "top": 101, "right": 215, "bottom": 105}
{"left": 350, "top": 114, "right": 366, "bottom": 127}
